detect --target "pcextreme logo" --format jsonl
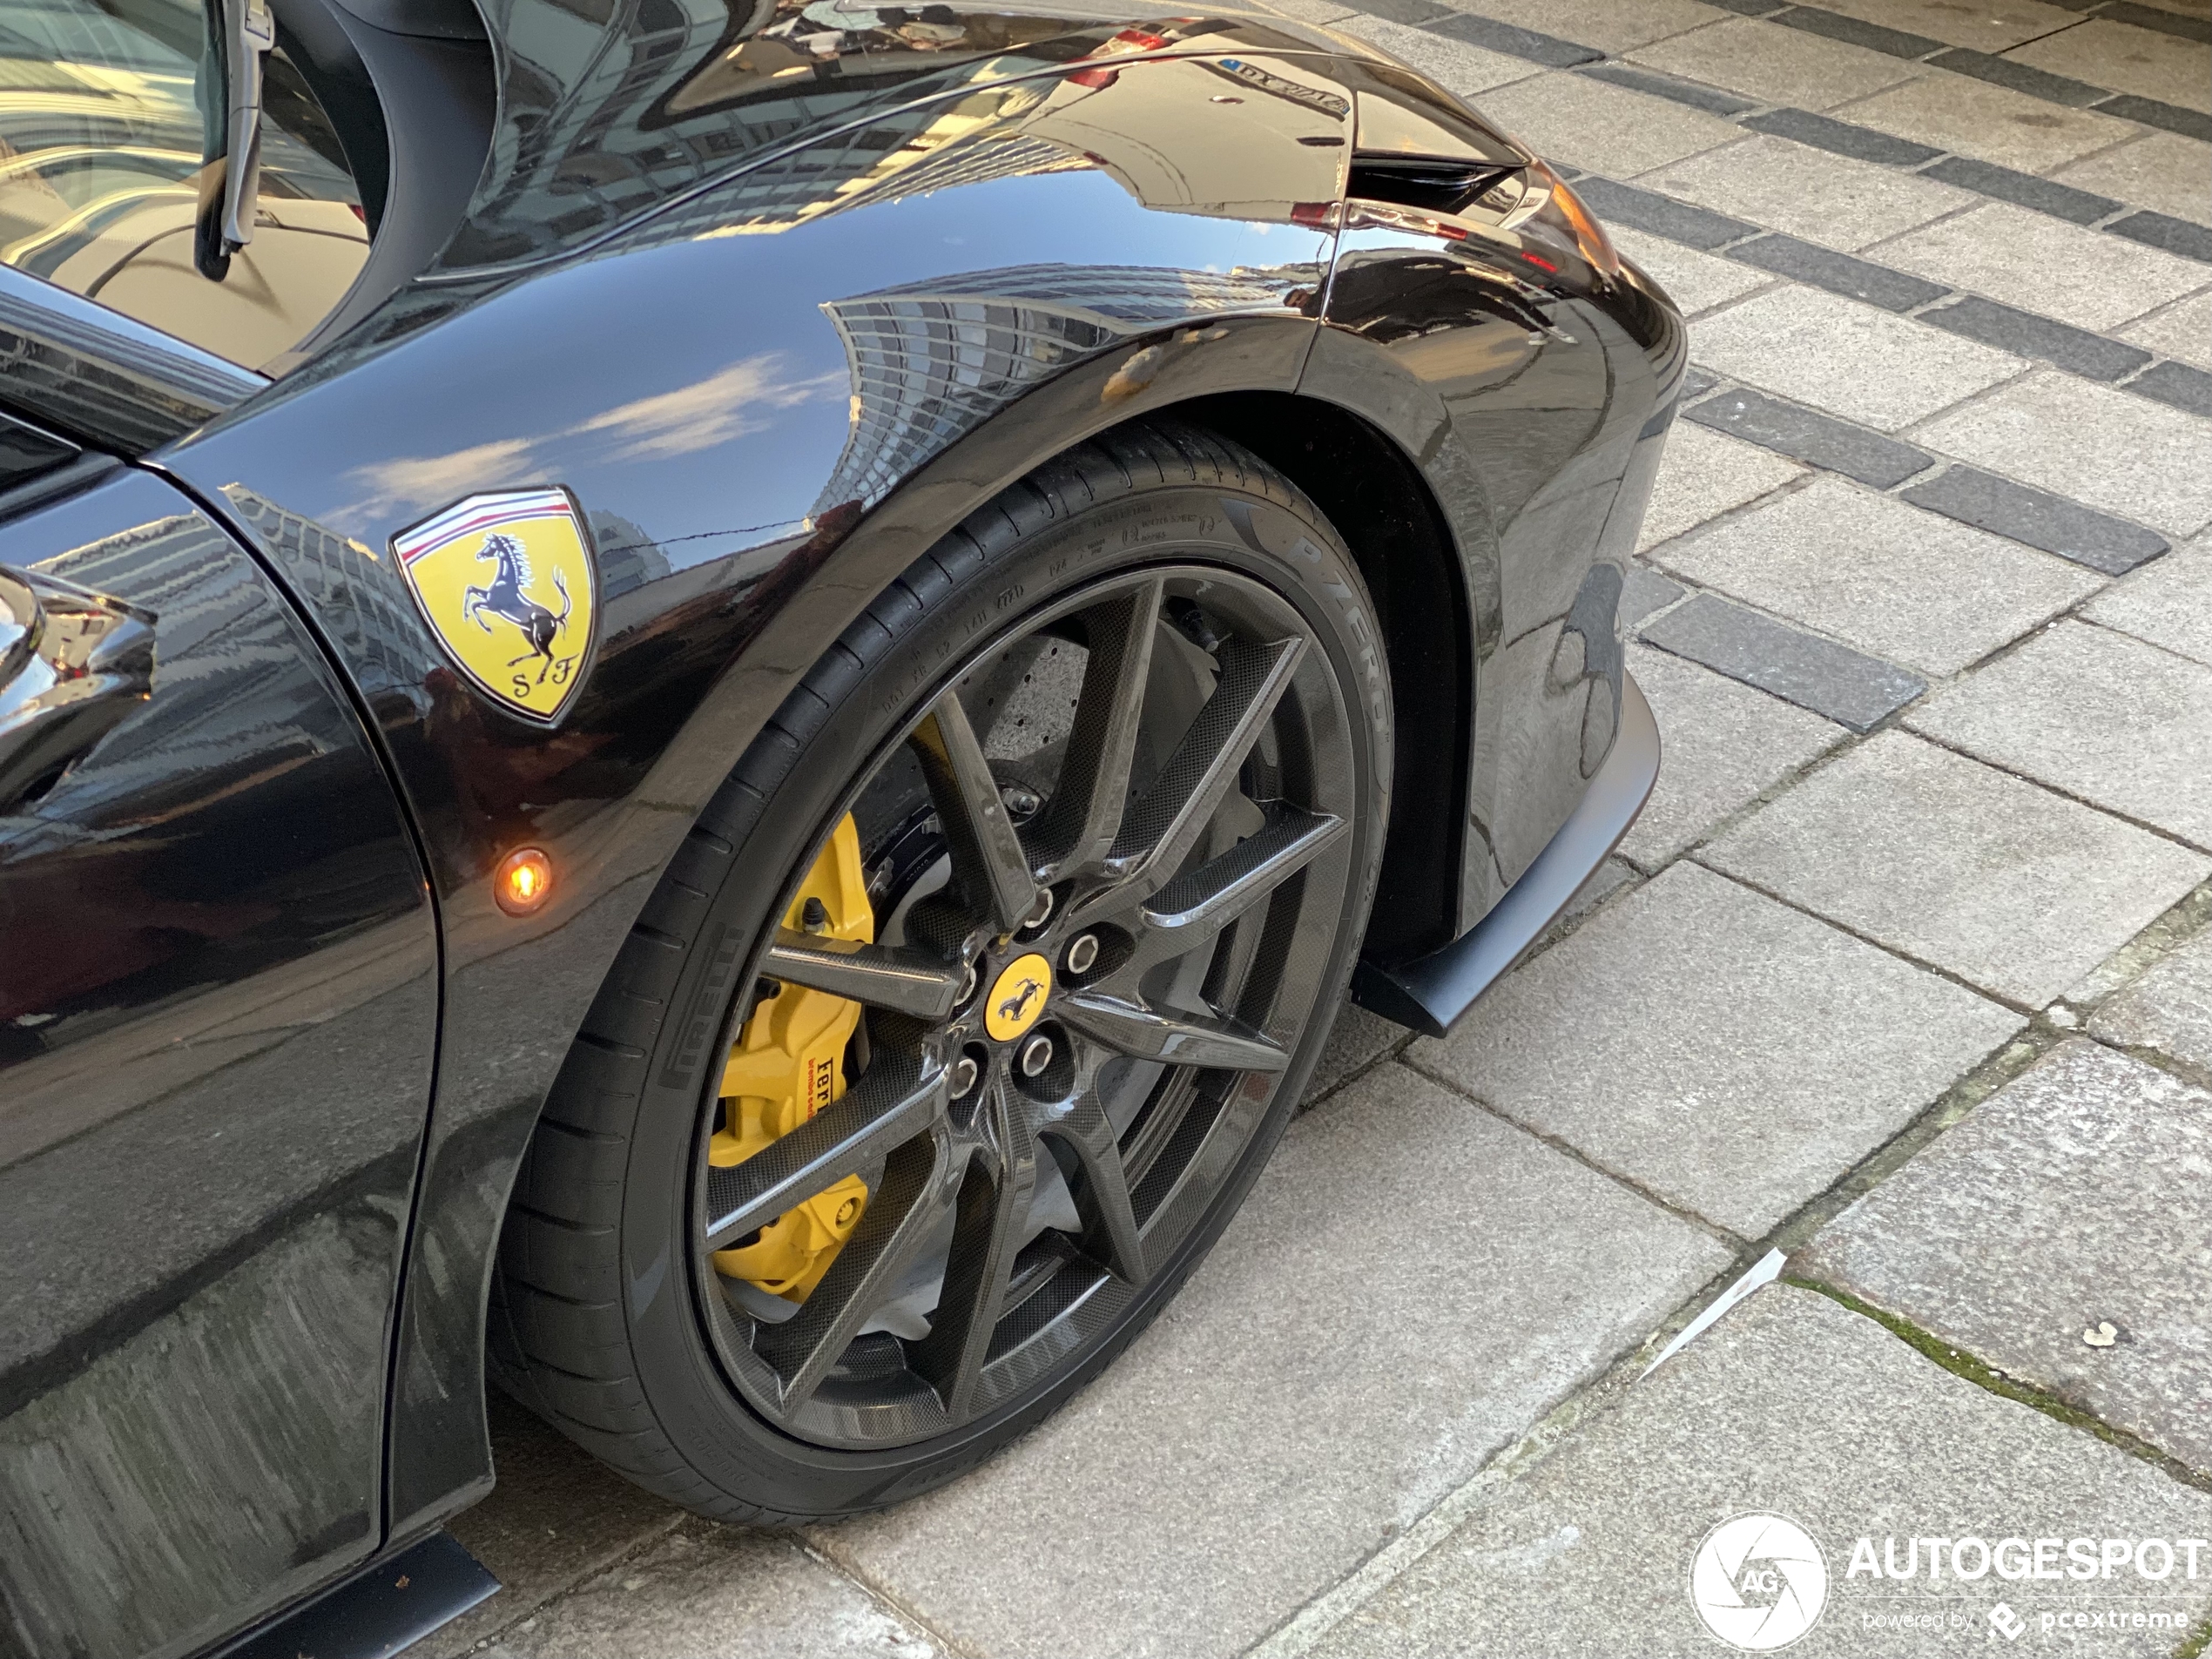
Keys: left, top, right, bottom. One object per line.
{"left": 1690, "top": 1513, "right": 1831, "bottom": 1651}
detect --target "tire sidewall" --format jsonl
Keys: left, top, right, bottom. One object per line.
{"left": 617, "top": 461, "right": 1393, "bottom": 1516}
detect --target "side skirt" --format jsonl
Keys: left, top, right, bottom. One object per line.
{"left": 209, "top": 1532, "right": 498, "bottom": 1659}
{"left": 1352, "top": 673, "right": 1660, "bottom": 1039}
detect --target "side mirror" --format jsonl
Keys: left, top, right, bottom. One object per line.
{"left": 193, "top": 0, "right": 277, "bottom": 282}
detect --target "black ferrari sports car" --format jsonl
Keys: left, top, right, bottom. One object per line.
{"left": 0, "top": 0, "right": 1678, "bottom": 1649}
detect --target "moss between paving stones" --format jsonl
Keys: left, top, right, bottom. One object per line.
{"left": 1784, "top": 1277, "right": 2212, "bottom": 1495}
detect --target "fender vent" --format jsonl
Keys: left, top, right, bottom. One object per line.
{"left": 1346, "top": 154, "right": 1521, "bottom": 218}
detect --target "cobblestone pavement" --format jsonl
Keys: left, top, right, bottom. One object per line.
{"left": 433, "top": 3, "right": 2212, "bottom": 1652}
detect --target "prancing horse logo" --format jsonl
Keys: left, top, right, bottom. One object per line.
{"left": 984, "top": 952, "right": 1054, "bottom": 1042}
{"left": 997, "top": 978, "right": 1043, "bottom": 1025}
{"left": 464, "top": 532, "right": 572, "bottom": 684}
{"left": 394, "top": 488, "right": 598, "bottom": 725}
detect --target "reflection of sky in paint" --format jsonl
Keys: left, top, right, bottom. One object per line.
{"left": 230, "top": 166, "right": 1327, "bottom": 576}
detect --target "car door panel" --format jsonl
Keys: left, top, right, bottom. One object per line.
{"left": 0, "top": 469, "right": 438, "bottom": 1659}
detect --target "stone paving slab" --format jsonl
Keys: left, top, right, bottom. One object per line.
{"left": 1872, "top": 203, "right": 2209, "bottom": 334}
{"left": 2053, "top": 132, "right": 2212, "bottom": 228}
{"left": 1644, "top": 136, "right": 1974, "bottom": 254}
{"left": 1635, "top": 421, "right": 1805, "bottom": 549}
{"left": 1915, "top": 371, "right": 2212, "bottom": 541}
{"left": 1905, "top": 619, "right": 2212, "bottom": 851}
{"left": 1411, "top": 862, "right": 2021, "bottom": 1238}
{"left": 2084, "top": 536, "right": 2212, "bottom": 667}
{"left": 1626, "top": 15, "right": 1926, "bottom": 109}
{"left": 1303, "top": 1285, "right": 2212, "bottom": 1659}
{"left": 1649, "top": 474, "right": 2101, "bottom": 676}
{"left": 1705, "top": 732, "right": 2212, "bottom": 1007}
{"left": 1461, "top": 71, "right": 1748, "bottom": 176}
{"left": 1639, "top": 591, "right": 1927, "bottom": 730}
{"left": 2090, "top": 930, "right": 2212, "bottom": 1081}
{"left": 1617, "top": 644, "right": 1846, "bottom": 871}
{"left": 482, "top": 1525, "right": 940, "bottom": 1659}
{"left": 1303, "top": 997, "right": 1408, "bottom": 1103}
{"left": 1439, "top": 0, "right": 1729, "bottom": 53}
{"left": 1611, "top": 226, "right": 1775, "bottom": 317}
{"left": 1683, "top": 385, "right": 1933, "bottom": 488}
{"left": 2006, "top": 17, "right": 2212, "bottom": 112}
{"left": 1619, "top": 565, "right": 1685, "bottom": 631}
{"left": 1804, "top": 0, "right": 2087, "bottom": 53}
{"left": 1899, "top": 466, "right": 2169, "bottom": 576}
{"left": 1687, "top": 285, "right": 2024, "bottom": 431}
{"left": 1797, "top": 1040, "right": 2212, "bottom": 1475}
{"left": 1834, "top": 68, "right": 2141, "bottom": 172}
{"left": 425, "top": 1396, "right": 683, "bottom": 1658}
{"left": 1334, "top": 13, "right": 1539, "bottom": 92}
{"left": 816, "top": 1064, "right": 1732, "bottom": 1659}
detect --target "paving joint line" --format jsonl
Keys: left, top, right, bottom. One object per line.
{"left": 1689, "top": 854, "right": 2045, "bottom": 1015}
{"left": 1901, "top": 723, "right": 2212, "bottom": 861}
{"left": 1256, "top": 876, "right": 2212, "bottom": 1654}
{"left": 450, "top": 1509, "right": 688, "bottom": 1655}
{"left": 1397, "top": 1051, "right": 1755, "bottom": 1253}
{"left": 1582, "top": 178, "right": 2212, "bottom": 415}
{"left": 792, "top": 1531, "right": 980, "bottom": 1658}
{"left": 1244, "top": 1250, "right": 1750, "bottom": 1659}
{"left": 1347, "top": 0, "right": 2212, "bottom": 259}
{"left": 1789, "top": 1278, "right": 2212, "bottom": 1490}
{"left": 1675, "top": 367, "right": 2178, "bottom": 571}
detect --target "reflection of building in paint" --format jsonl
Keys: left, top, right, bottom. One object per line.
{"left": 443, "top": 0, "right": 1085, "bottom": 270}
{"left": 604, "top": 81, "right": 1077, "bottom": 254}
{"left": 810, "top": 263, "right": 1311, "bottom": 516}
{"left": 590, "top": 513, "right": 672, "bottom": 601}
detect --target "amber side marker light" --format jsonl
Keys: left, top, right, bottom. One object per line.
{"left": 495, "top": 847, "right": 555, "bottom": 916}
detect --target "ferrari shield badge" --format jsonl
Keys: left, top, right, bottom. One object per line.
{"left": 394, "top": 488, "right": 597, "bottom": 725}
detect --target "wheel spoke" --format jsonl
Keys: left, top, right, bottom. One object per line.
{"left": 1030, "top": 577, "right": 1163, "bottom": 880}
{"left": 764, "top": 929, "right": 966, "bottom": 1020}
{"left": 1057, "top": 992, "right": 1289, "bottom": 1072}
{"left": 1140, "top": 806, "right": 1345, "bottom": 941}
{"left": 1039, "top": 1082, "right": 1146, "bottom": 1285}
{"left": 754, "top": 1131, "right": 951, "bottom": 1411}
{"left": 703, "top": 1059, "right": 945, "bottom": 1251}
{"left": 911, "top": 692, "right": 1040, "bottom": 934}
{"left": 909, "top": 1079, "right": 1035, "bottom": 1415}
{"left": 1084, "top": 636, "right": 1305, "bottom": 914}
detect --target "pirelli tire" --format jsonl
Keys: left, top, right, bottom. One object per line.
{"left": 488, "top": 419, "right": 1394, "bottom": 1523}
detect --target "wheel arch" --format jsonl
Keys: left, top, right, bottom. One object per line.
{"left": 1166, "top": 391, "right": 1471, "bottom": 966}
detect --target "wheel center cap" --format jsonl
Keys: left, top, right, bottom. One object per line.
{"left": 983, "top": 953, "right": 1053, "bottom": 1042}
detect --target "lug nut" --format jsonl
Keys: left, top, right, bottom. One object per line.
{"left": 1001, "top": 784, "right": 1042, "bottom": 819}
{"left": 949, "top": 1054, "right": 980, "bottom": 1098}
{"left": 1065, "top": 933, "right": 1099, "bottom": 975}
{"left": 1022, "top": 888, "right": 1055, "bottom": 930}
{"left": 1018, "top": 1034, "right": 1054, "bottom": 1078}
{"left": 957, "top": 961, "right": 978, "bottom": 1006}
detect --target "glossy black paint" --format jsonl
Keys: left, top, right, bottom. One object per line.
{"left": 170, "top": 42, "right": 1352, "bottom": 1541}
{"left": 0, "top": 4, "right": 1683, "bottom": 1648}
{"left": 1315, "top": 206, "right": 1683, "bottom": 923}
{"left": 0, "top": 470, "right": 438, "bottom": 1659}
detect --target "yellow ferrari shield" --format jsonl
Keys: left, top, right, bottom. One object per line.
{"left": 393, "top": 488, "right": 597, "bottom": 724}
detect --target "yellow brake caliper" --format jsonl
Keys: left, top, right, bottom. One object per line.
{"left": 709, "top": 814, "right": 872, "bottom": 1303}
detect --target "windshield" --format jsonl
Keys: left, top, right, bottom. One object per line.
{"left": 0, "top": 0, "right": 368, "bottom": 369}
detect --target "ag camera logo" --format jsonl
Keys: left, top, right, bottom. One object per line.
{"left": 1690, "top": 1513, "right": 1830, "bottom": 1650}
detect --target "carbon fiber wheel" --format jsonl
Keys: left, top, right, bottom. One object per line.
{"left": 702, "top": 562, "right": 1360, "bottom": 1447}
{"left": 493, "top": 423, "right": 1391, "bottom": 1519}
